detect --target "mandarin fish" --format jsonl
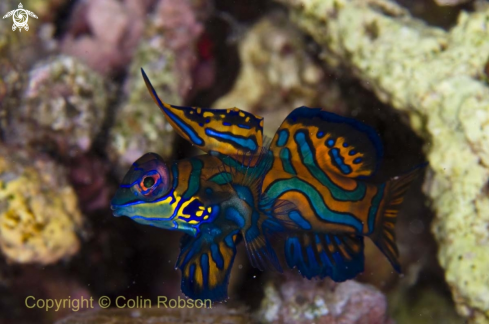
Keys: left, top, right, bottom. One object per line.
{"left": 111, "top": 68, "right": 426, "bottom": 301}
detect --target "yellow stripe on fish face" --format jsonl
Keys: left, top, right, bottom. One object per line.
{"left": 176, "top": 197, "right": 198, "bottom": 219}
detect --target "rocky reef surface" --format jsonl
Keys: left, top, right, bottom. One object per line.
{"left": 5, "top": 55, "right": 111, "bottom": 157}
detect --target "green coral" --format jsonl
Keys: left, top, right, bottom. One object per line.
{"left": 277, "top": 0, "right": 489, "bottom": 322}
{"left": 0, "top": 146, "right": 83, "bottom": 264}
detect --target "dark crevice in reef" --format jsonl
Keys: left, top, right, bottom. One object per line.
{"left": 394, "top": 0, "right": 474, "bottom": 30}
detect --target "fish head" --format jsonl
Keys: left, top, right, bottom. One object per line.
{"left": 111, "top": 152, "right": 179, "bottom": 232}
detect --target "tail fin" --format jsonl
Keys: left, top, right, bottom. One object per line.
{"left": 370, "top": 163, "right": 427, "bottom": 272}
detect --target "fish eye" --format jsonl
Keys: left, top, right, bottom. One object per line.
{"left": 143, "top": 176, "right": 155, "bottom": 188}
{"left": 139, "top": 172, "right": 161, "bottom": 194}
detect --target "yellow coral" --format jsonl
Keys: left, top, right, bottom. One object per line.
{"left": 0, "top": 151, "right": 83, "bottom": 264}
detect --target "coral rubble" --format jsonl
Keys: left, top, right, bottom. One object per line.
{"left": 0, "top": 145, "right": 83, "bottom": 264}
{"left": 276, "top": 0, "right": 489, "bottom": 322}
{"left": 5, "top": 55, "right": 111, "bottom": 158}
{"left": 258, "top": 275, "right": 393, "bottom": 324}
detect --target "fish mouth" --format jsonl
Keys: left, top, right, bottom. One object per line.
{"left": 110, "top": 205, "right": 125, "bottom": 217}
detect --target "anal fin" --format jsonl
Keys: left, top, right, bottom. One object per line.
{"left": 284, "top": 232, "right": 365, "bottom": 281}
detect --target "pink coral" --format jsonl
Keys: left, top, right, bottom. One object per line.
{"left": 61, "top": 0, "right": 149, "bottom": 75}
{"left": 61, "top": 0, "right": 210, "bottom": 79}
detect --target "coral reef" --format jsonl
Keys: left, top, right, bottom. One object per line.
{"left": 55, "top": 305, "right": 251, "bottom": 324}
{"left": 0, "top": 145, "right": 83, "bottom": 264}
{"left": 258, "top": 275, "right": 393, "bottom": 324}
{"left": 214, "top": 12, "right": 347, "bottom": 138}
{"left": 276, "top": 0, "right": 489, "bottom": 322}
{"left": 4, "top": 56, "right": 111, "bottom": 157}
{"left": 108, "top": 0, "right": 210, "bottom": 174}
{"left": 61, "top": 0, "right": 148, "bottom": 75}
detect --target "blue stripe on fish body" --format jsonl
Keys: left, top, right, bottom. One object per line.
{"left": 208, "top": 172, "right": 233, "bottom": 185}
{"left": 244, "top": 211, "right": 261, "bottom": 242}
{"left": 294, "top": 131, "right": 366, "bottom": 201}
{"left": 276, "top": 130, "right": 289, "bottom": 147}
{"left": 225, "top": 207, "right": 246, "bottom": 228}
{"left": 280, "top": 148, "right": 297, "bottom": 175}
{"left": 210, "top": 243, "right": 224, "bottom": 270}
{"left": 289, "top": 210, "right": 311, "bottom": 230}
{"left": 234, "top": 185, "right": 255, "bottom": 207}
{"left": 329, "top": 148, "right": 353, "bottom": 175}
{"left": 205, "top": 128, "right": 257, "bottom": 152}
{"left": 164, "top": 106, "right": 204, "bottom": 146}
{"left": 287, "top": 107, "right": 384, "bottom": 159}
{"left": 182, "top": 159, "right": 203, "bottom": 199}
{"left": 200, "top": 253, "right": 210, "bottom": 288}
{"left": 367, "top": 183, "right": 386, "bottom": 234}
{"left": 265, "top": 178, "right": 363, "bottom": 232}
{"left": 189, "top": 263, "right": 196, "bottom": 284}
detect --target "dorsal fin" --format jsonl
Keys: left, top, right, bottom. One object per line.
{"left": 269, "top": 107, "right": 383, "bottom": 178}
{"left": 142, "top": 68, "right": 264, "bottom": 158}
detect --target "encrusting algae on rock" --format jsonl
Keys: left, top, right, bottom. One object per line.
{"left": 5, "top": 55, "right": 111, "bottom": 158}
{"left": 0, "top": 146, "right": 83, "bottom": 264}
